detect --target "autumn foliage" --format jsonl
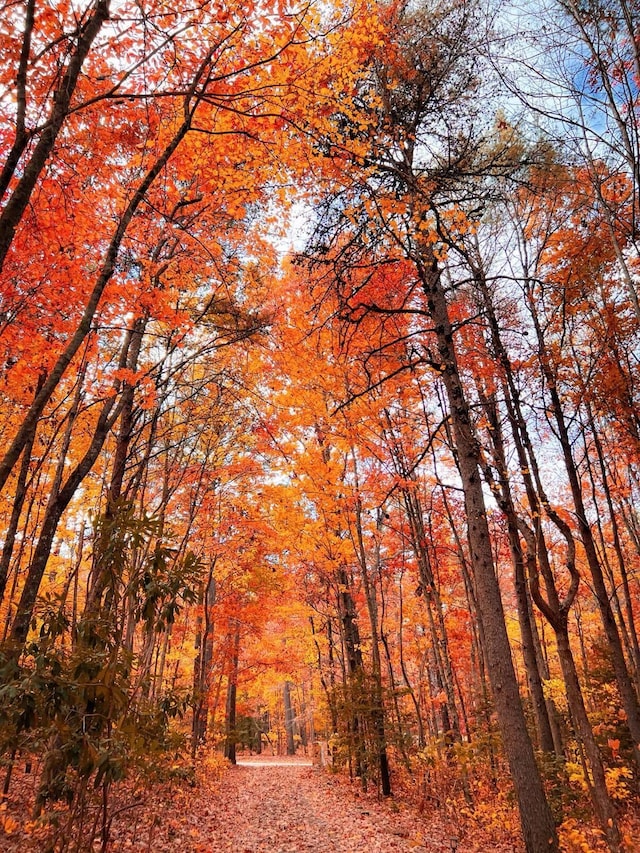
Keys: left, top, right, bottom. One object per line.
{"left": 0, "top": 0, "right": 640, "bottom": 851}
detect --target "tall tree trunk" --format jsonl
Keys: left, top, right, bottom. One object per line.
{"left": 417, "top": 248, "right": 558, "bottom": 853}
{"left": 192, "top": 565, "right": 216, "bottom": 752}
{"left": 476, "top": 389, "right": 557, "bottom": 756}
{"left": 224, "top": 626, "right": 241, "bottom": 765}
{"left": 0, "top": 373, "right": 45, "bottom": 603}
{"left": 528, "top": 292, "right": 640, "bottom": 769}
{"left": 556, "top": 629, "right": 621, "bottom": 852}
{"left": 584, "top": 399, "right": 640, "bottom": 690}
{"left": 352, "top": 497, "right": 392, "bottom": 796}
{"left": 283, "top": 680, "right": 296, "bottom": 756}
{"left": 84, "top": 317, "right": 146, "bottom": 619}
{"left": 526, "top": 527, "right": 622, "bottom": 852}
{"left": 336, "top": 565, "right": 366, "bottom": 782}
{"left": 8, "top": 393, "right": 122, "bottom": 647}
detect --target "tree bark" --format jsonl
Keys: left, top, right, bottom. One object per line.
{"left": 476, "top": 389, "right": 557, "bottom": 755}
{"left": 529, "top": 296, "right": 640, "bottom": 769}
{"left": 417, "top": 249, "right": 558, "bottom": 853}
{"left": 8, "top": 392, "right": 122, "bottom": 647}
{"left": 283, "top": 680, "right": 296, "bottom": 756}
{"left": 224, "top": 626, "right": 241, "bottom": 765}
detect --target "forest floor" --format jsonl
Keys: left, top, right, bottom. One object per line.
{"left": 0, "top": 753, "right": 523, "bottom": 852}
{"left": 6, "top": 752, "right": 639, "bottom": 851}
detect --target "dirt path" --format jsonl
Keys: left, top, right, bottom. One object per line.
{"left": 0, "top": 755, "right": 495, "bottom": 851}
{"left": 189, "top": 758, "right": 449, "bottom": 853}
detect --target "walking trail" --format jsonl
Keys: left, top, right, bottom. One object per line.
{"left": 1, "top": 754, "right": 515, "bottom": 851}
{"left": 167, "top": 755, "right": 454, "bottom": 853}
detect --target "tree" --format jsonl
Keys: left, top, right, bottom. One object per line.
{"left": 294, "top": 2, "right": 559, "bottom": 847}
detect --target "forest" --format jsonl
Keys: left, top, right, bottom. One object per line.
{"left": 0, "top": 0, "right": 639, "bottom": 850}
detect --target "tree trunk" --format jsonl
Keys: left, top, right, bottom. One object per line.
{"left": 477, "top": 389, "right": 557, "bottom": 755}
{"left": 283, "top": 681, "right": 296, "bottom": 756}
{"left": 584, "top": 399, "right": 640, "bottom": 690}
{"left": 0, "top": 374, "right": 44, "bottom": 603}
{"left": 192, "top": 566, "right": 216, "bottom": 752}
{"left": 555, "top": 629, "right": 621, "bottom": 852}
{"left": 8, "top": 394, "right": 122, "bottom": 647}
{"left": 224, "top": 626, "right": 241, "bottom": 765}
{"left": 336, "top": 566, "right": 366, "bottom": 782}
{"left": 418, "top": 249, "right": 558, "bottom": 853}
{"left": 351, "top": 492, "right": 392, "bottom": 797}
{"left": 529, "top": 299, "right": 640, "bottom": 769}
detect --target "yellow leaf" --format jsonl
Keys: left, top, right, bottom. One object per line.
{"left": 2, "top": 815, "right": 20, "bottom": 834}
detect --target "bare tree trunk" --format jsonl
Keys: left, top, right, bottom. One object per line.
{"left": 192, "top": 565, "right": 216, "bottom": 753}
{"left": 476, "top": 388, "right": 557, "bottom": 755}
{"left": 283, "top": 681, "right": 296, "bottom": 756}
{"left": 224, "top": 626, "right": 241, "bottom": 765}
{"left": 350, "top": 485, "right": 392, "bottom": 797}
{"left": 0, "top": 374, "right": 44, "bottom": 603}
{"left": 528, "top": 294, "right": 640, "bottom": 769}
{"left": 584, "top": 399, "right": 640, "bottom": 691}
{"left": 417, "top": 248, "right": 558, "bottom": 853}
{"left": 8, "top": 392, "right": 122, "bottom": 647}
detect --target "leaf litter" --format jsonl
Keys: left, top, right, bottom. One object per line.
{"left": 1, "top": 755, "right": 521, "bottom": 851}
